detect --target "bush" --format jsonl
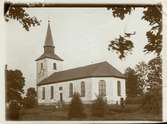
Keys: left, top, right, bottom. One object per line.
{"left": 125, "top": 96, "right": 144, "bottom": 104}
{"left": 23, "top": 96, "right": 37, "bottom": 108}
{"left": 91, "top": 96, "right": 107, "bottom": 117}
{"left": 68, "top": 92, "right": 86, "bottom": 119}
{"left": 7, "top": 100, "right": 20, "bottom": 120}
{"left": 23, "top": 87, "right": 37, "bottom": 108}
{"left": 141, "top": 87, "right": 162, "bottom": 114}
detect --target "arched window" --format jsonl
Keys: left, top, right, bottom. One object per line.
{"left": 81, "top": 81, "right": 85, "bottom": 97}
{"left": 69, "top": 83, "right": 73, "bottom": 97}
{"left": 53, "top": 63, "right": 56, "bottom": 70}
{"left": 42, "top": 87, "right": 45, "bottom": 99}
{"left": 117, "top": 81, "right": 121, "bottom": 96}
{"left": 99, "top": 80, "right": 106, "bottom": 96}
{"left": 41, "top": 63, "right": 43, "bottom": 69}
{"left": 50, "top": 86, "right": 54, "bottom": 99}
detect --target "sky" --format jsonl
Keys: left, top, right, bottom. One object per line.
{"left": 5, "top": 7, "right": 156, "bottom": 90}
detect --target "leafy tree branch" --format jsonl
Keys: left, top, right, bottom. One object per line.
{"left": 5, "top": 5, "right": 40, "bottom": 31}
{"left": 109, "top": 5, "right": 162, "bottom": 59}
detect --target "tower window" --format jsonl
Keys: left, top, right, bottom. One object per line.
{"left": 53, "top": 63, "right": 56, "bottom": 70}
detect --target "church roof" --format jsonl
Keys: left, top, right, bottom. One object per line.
{"left": 36, "top": 53, "right": 63, "bottom": 61}
{"left": 37, "top": 61, "right": 125, "bottom": 86}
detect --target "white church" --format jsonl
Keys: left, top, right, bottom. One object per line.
{"left": 36, "top": 21, "right": 126, "bottom": 105}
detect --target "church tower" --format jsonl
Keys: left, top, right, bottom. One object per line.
{"left": 36, "top": 21, "right": 63, "bottom": 83}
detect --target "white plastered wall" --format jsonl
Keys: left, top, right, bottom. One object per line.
{"left": 37, "top": 77, "right": 126, "bottom": 105}
{"left": 91, "top": 77, "right": 126, "bottom": 104}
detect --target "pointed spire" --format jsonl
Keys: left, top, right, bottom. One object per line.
{"left": 35, "top": 20, "right": 63, "bottom": 61}
{"left": 43, "top": 20, "right": 55, "bottom": 55}
{"left": 44, "top": 20, "right": 54, "bottom": 47}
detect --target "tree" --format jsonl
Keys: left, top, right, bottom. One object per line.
{"left": 134, "top": 57, "right": 162, "bottom": 114}
{"left": 135, "top": 62, "right": 149, "bottom": 95}
{"left": 4, "top": 3, "right": 40, "bottom": 31}
{"left": 6, "top": 69, "right": 25, "bottom": 103}
{"left": 108, "top": 34, "right": 134, "bottom": 59}
{"left": 147, "top": 56, "right": 162, "bottom": 90}
{"left": 143, "top": 57, "right": 162, "bottom": 113}
{"left": 124, "top": 67, "right": 138, "bottom": 97}
{"left": 91, "top": 96, "right": 107, "bottom": 117}
{"left": 6, "top": 69, "right": 25, "bottom": 120}
{"left": 109, "top": 5, "right": 162, "bottom": 59}
{"left": 68, "top": 92, "right": 86, "bottom": 119}
{"left": 23, "top": 87, "right": 37, "bottom": 108}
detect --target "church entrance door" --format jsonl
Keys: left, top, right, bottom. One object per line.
{"left": 60, "top": 93, "right": 63, "bottom": 102}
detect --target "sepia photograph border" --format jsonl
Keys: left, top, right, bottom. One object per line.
{"left": 0, "top": 0, "right": 167, "bottom": 123}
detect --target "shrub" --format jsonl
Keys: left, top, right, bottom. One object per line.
{"left": 23, "top": 96, "right": 37, "bottom": 108}
{"left": 7, "top": 100, "right": 20, "bottom": 120}
{"left": 91, "top": 96, "right": 107, "bottom": 117}
{"left": 125, "top": 96, "right": 144, "bottom": 104}
{"left": 23, "top": 87, "right": 37, "bottom": 108}
{"left": 141, "top": 87, "right": 162, "bottom": 114}
{"left": 68, "top": 92, "right": 86, "bottom": 119}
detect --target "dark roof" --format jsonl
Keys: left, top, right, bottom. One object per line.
{"left": 44, "top": 21, "right": 54, "bottom": 47}
{"left": 35, "top": 53, "right": 63, "bottom": 61}
{"left": 37, "top": 61, "right": 125, "bottom": 86}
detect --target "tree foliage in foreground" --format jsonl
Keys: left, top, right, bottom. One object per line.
{"left": 109, "top": 5, "right": 162, "bottom": 59}
{"left": 4, "top": 4, "right": 40, "bottom": 31}
{"left": 6, "top": 69, "right": 25, "bottom": 120}
{"left": 108, "top": 33, "right": 134, "bottom": 59}
{"left": 6, "top": 69, "right": 25, "bottom": 103}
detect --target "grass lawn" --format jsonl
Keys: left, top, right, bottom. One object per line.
{"left": 19, "top": 104, "right": 162, "bottom": 121}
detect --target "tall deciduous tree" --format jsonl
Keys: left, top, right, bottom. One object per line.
{"left": 141, "top": 57, "right": 162, "bottom": 114}
{"left": 6, "top": 69, "right": 25, "bottom": 120}
{"left": 135, "top": 62, "right": 149, "bottom": 95}
{"left": 147, "top": 56, "right": 162, "bottom": 90}
{"left": 124, "top": 67, "right": 138, "bottom": 97}
{"left": 6, "top": 69, "right": 25, "bottom": 103}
